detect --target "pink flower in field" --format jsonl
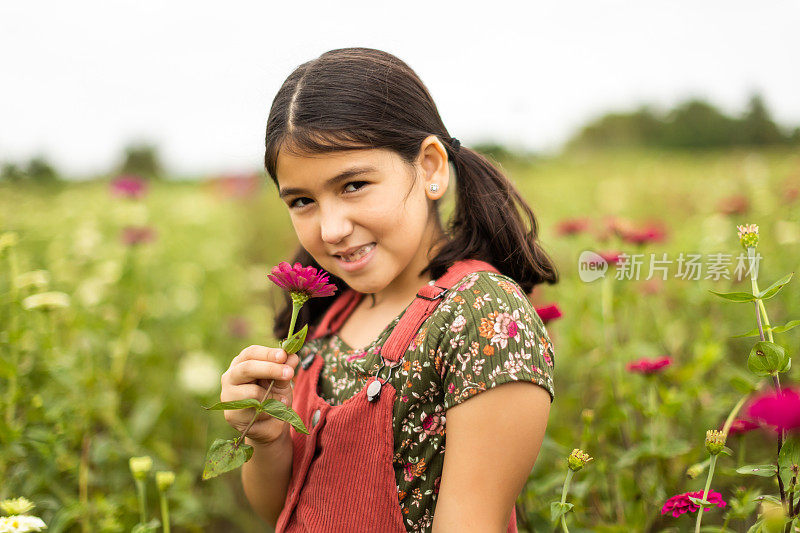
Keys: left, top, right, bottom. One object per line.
{"left": 718, "top": 195, "right": 750, "bottom": 216}
{"left": 555, "top": 217, "right": 591, "bottom": 237}
{"left": 110, "top": 174, "right": 147, "bottom": 199}
{"left": 726, "top": 418, "right": 760, "bottom": 436}
{"left": 745, "top": 387, "right": 800, "bottom": 432}
{"left": 535, "top": 303, "right": 562, "bottom": 324}
{"left": 626, "top": 355, "right": 673, "bottom": 375}
{"left": 661, "top": 490, "right": 726, "bottom": 518}
{"left": 226, "top": 316, "right": 250, "bottom": 338}
{"left": 619, "top": 223, "right": 668, "bottom": 246}
{"left": 121, "top": 226, "right": 156, "bottom": 246}
{"left": 267, "top": 262, "right": 337, "bottom": 299}
{"left": 598, "top": 251, "right": 623, "bottom": 265}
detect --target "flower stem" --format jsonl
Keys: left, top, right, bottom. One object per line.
{"left": 135, "top": 478, "right": 147, "bottom": 524}
{"left": 694, "top": 454, "right": 717, "bottom": 533}
{"left": 234, "top": 302, "right": 301, "bottom": 449}
{"left": 159, "top": 491, "right": 171, "bottom": 533}
{"left": 560, "top": 469, "right": 574, "bottom": 533}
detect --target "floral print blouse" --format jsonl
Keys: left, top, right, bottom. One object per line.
{"left": 295, "top": 270, "right": 556, "bottom": 532}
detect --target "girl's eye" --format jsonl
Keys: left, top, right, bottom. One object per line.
{"left": 288, "top": 181, "right": 367, "bottom": 209}
{"left": 343, "top": 180, "right": 368, "bottom": 193}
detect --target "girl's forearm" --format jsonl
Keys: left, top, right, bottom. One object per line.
{"left": 241, "top": 425, "right": 294, "bottom": 527}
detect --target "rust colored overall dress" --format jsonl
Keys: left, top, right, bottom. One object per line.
{"left": 274, "top": 259, "right": 519, "bottom": 533}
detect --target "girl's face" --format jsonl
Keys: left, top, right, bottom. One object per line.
{"left": 276, "top": 138, "right": 450, "bottom": 303}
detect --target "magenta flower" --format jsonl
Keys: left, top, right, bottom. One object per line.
{"left": 121, "top": 226, "right": 156, "bottom": 246}
{"left": 535, "top": 303, "right": 562, "bottom": 324}
{"left": 110, "top": 174, "right": 148, "bottom": 199}
{"left": 555, "top": 217, "right": 591, "bottom": 237}
{"left": 267, "top": 262, "right": 337, "bottom": 301}
{"left": 661, "top": 490, "right": 726, "bottom": 518}
{"left": 745, "top": 387, "right": 800, "bottom": 432}
{"left": 726, "top": 418, "right": 760, "bottom": 436}
{"left": 626, "top": 355, "right": 673, "bottom": 375}
{"left": 598, "top": 250, "right": 623, "bottom": 265}
{"left": 619, "top": 223, "right": 668, "bottom": 246}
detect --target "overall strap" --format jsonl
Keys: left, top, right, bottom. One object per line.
{"left": 380, "top": 259, "right": 499, "bottom": 363}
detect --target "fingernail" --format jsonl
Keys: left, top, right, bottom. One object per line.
{"left": 283, "top": 368, "right": 290, "bottom": 378}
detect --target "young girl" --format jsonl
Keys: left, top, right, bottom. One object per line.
{"left": 220, "top": 47, "right": 558, "bottom": 532}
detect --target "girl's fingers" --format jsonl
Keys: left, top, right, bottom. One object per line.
{"left": 229, "top": 359, "right": 294, "bottom": 385}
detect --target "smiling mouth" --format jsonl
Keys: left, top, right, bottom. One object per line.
{"left": 336, "top": 243, "right": 376, "bottom": 262}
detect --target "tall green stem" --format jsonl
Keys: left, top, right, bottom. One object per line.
{"left": 234, "top": 302, "right": 301, "bottom": 449}
{"left": 159, "top": 492, "right": 171, "bottom": 533}
{"left": 560, "top": 469, "right": 575, "bottom": 533}
{"left": 135, "top": 478, "right": 147, "bottom": 524}
{"left": 694, "top": 454, "right": 718, "bottom": 533}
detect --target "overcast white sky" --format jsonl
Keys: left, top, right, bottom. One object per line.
{"left": 1, "top": 0, "right": 798, "bottom": 177}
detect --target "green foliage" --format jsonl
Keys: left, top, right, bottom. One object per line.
{"left": 568, "top": 93, "right": 799, "bottom": 150}
{"left": 118, "top": 143, "right": 163, "bottom": 180}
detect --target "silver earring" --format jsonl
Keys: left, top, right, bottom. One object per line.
{"left": 429, "top": 184, "right": 439, "bottom": 193}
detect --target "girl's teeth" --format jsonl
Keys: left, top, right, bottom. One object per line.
{"left": 341, "top": 244, "right": 374, "bottom": 262}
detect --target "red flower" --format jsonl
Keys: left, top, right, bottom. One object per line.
{"left": 626, "top": 355, "right": 672, "bottom": 374}
{"left": 783, "top": 183, "right": 799, "bottom": 204}
{"left": 208, "top": 172, "right": 261, "bottom": 199}
{"left": 121, "top": 226, "right": 156, "bottom": 246}
{"left": 535, "top": 303, "right": 562, "bottom": 324}
{"left": 619, "top": 223, "right": 668, "bottom": 246}
{"left": 718, "top": 195, "right": 750, "bottom": 216}
{"left": 598, "top": 251, "right": 622, "bottom": 265}
{"left": 555, "top": 217, "right": 591, "bottom": 237}
{"left": 110, "top": 174, "right": 147, "bottom": 199}
{"left": 661, "top": 490, "right": 726, "bottom": 518}
{"left": 267, "top": 261, "right": 337, "bottom": 298}
{"left": 726, "top": 418, "right": 759, "bottom": 436}
{"left": 745, "top": 387, "right": 800, "bottom": 432}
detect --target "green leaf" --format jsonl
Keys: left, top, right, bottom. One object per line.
{"left": 708, "top": 290, "right": 757, "bottom": 302}
{"left": 736, "top": 464, "right": 778, "bottom": 477}
{"left": 746, "top": 341, "right": 789, "bottom": 377}
{"left": 688, "top": 495, "right": 713, "bottom": 507}
{"left": 202, "top": 438, "right": 254, "bottom": 480}
{"left": 718, "top": 445, "right": 735, "bottom": 457}
{"left": 281, "top": 324, "right": 309, "bottom": 355}
{"left": 550, "top": 501, "right": 574, "bottom": 522}
{"left": 729, "top": 374, "right": 759, "bottom": 394}
{"left": 757, "top": 272, "right": 793, "bottom": 300}
{"left": 132, "top": 519, "right": 161, "bottom": 533}
{"left": 260, "top": 398, "right": 309, "bottom": 435}
{"left": 203, "top": 399, "right": 262, "bottom": 411}
{"left": 772, "top": 320, "right": 800, "bottom": 334}
{"left": 745, "top": 517, "right": 764, "bottom": 533}
{"left": 778, "top": 435, "right": 800, "bottom": 490}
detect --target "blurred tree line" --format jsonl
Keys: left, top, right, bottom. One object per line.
{"left": 1, "top": 142, "right": 163, "bottom": 183}
{"left": 568, "top": 94, "right": 800, "bottom": 150}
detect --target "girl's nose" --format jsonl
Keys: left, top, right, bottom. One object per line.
{"left": 318, "top": 204, "right": 354, "bottom": 244}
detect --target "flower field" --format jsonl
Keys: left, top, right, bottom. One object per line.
{"left": 1, "top": 147, "right": 800, "bottom": 532}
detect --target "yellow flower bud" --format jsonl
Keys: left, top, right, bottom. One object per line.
{"left": 129, "top": 456, "right": 153, "bottom": 480}
{"left": 0, "top": 496, "right": 35, "bottom": 515}
{"left": 567, "top": 448, "right": 593, "bottom": 472}
{"left": 737, "top": 224, "right": 759, "bottom": 250}
{"left": 705, "top": 430, "right": 726, "bottom": 456}
{"left": 156, "top": 471, "right": 176, "bottom": 492}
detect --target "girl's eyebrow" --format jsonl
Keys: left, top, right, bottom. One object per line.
{"left": 279, "top": 165, "right": 377, "bottom": 199}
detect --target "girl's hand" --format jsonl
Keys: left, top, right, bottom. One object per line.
{"left": 221, "top": 345, "right": 300, "bottom": 446}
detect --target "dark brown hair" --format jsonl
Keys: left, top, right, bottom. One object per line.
{"left": 264, "top": 47, "right": 558, "bottom": 340}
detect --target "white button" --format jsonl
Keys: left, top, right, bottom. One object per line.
{"left": 312, "top": 409, "right": 321, "bottom": 427}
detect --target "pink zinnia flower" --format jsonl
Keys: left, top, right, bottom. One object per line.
{"left": 661, "top": 490, "right": 726, "bottom": 518}
{"left": 110, "top": 174, "right": 147, "bottom": 199}
{"left": 726, "top": 418, "right": 760, "bottom": 436}
{"left": 598, "top": 251, "right": 623, "bottom": 265}
{"left": 555, "top": 217, "right": 591, "bottom": 237}
{"left": 745, "top": 387, "right": 800, "bottom": 432}
{"left": 535, "top": 303, "right": 562, "bottom": 324}
{"left": 718, "top": 195, "right": 750, "bottom": 216}
{"left": 619, "top": 223, "right": 668, "bottom": 246}
{"left": 267, "top": 261, "right": 337, "bottom": 298}
{"left": 121, "top": 226, "right": 156, "bottom": 246}
{"left": 626, "top": 355, "right": 673, "bottom": 374}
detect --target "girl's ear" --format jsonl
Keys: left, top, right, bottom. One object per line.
{"left": 418, "top": 135, "right": 450, "bottom": 200}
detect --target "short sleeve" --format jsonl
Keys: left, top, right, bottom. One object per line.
{"left": 430, "top": 271, "right": 556, "bottom": 410}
